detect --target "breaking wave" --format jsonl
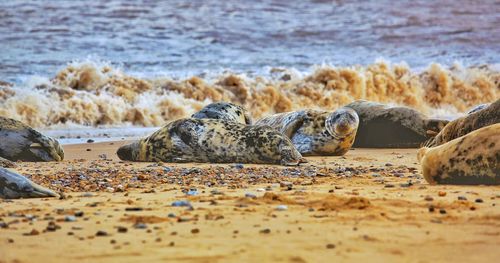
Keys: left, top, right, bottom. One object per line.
{"left": 0, "top": 60, "right": 498, "bottom": 128}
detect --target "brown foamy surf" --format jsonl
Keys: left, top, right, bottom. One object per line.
{"left": 0, "top": 61, "right": 498, "bottom": 128}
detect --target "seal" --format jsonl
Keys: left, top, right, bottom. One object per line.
{"left": 418, "top": 123, "right": 499, "bottom": 185}
{"left": 117, "top": 118, "right": 306, "bottom": 165}
{"left": 425, "top": 99, "right": 499, "bottom": 147}
{"left": 192, "top": 102, "right": 252, "bottom": 124}
{"left": 0, "top": 167, "right": 58, "bottom": 199}
{"left": 345, "top": 100, "right": 449, "bottom": 148}
{"left": 255, "top": 108, "right": 359, "bottom": 156}
{"left": 0, "top": 116, "right": 64, "bottom": 162}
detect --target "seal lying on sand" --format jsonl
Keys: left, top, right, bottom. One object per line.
{"left": 425, "top": 99, "right": 499, "bottom": 147}
{"left": 0, "top": 167, "right": 58, "bottom": 199}
{"left": 255, "top": 108, "right": 359, "bottom": 156}
{"left": 117, "top": 118, "right": 305, "bottom": 165}
{"left": 418, "top": 124, "right": 499, "bottom": 185}
{"left": 192, "top": 102, "right": 252, "bottom": 124}
{"left": 0, "top": 117, "right": 64, "bottom": 161}
{"left": 345, "top": 100, "right": 448, "bottom": 148}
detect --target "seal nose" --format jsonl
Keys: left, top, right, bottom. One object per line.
{"left": 117, "top": 145, "right": 132, "bottom": 161}
{"left": 335, "top": 119, "right": 353, "bottom": 135}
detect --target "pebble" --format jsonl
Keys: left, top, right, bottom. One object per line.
{"left": 95, "top": 230, "right": 108, "bottom": 236}
{"left": 438, "top": 191, "right": 447, "bottom": 197}
{"left": 428, "top": 206, "right": 435, "bottom": 212}
{"left": 191, "top": 228, "right": 200, "bottom": 234}
{"left": 275, "top": 205, "right": 288, "bottom": 211}
{"left": 256, "top": 188, "right": 266, "bottom": 192}
{"left": 457, "top": 196, "right": 467, "bottom": 201}
{"left": 134, "top": 223, "right": 147, "bottom": 229}
{"left": 439, "top": 209, "right": 447, "bottom": 214}
{"left": 117, "top": 226, "right": 128, "bottom": 233}
{"left": 260, "top": 228, "right": 271, "bottom": 234}
{"left": 167, "top": 213, "right": 176, "bottom": 218}
{"left": 186, "top": 189, "right": 198, "bottom": 196}
{"left": 245, "top": 193, "right": 257, "bottom": 199}
{"left": 424, "top": 196, "right": 434, "bottom": 201}
{"left": 384, "top": 184, "right": 395, "bottom": 188}
{"left": 475, "top": 198, "right": 484, "bottom": 203}
{"left": 74, "top": 211, "right": 84, "bottom": 217}
{"left": 46, "top": 222, "right": 60, "bottom": 232}
{"left": 87, "top": 139, "right": 94, "bottom": 143}
{"left": 65, "top": 216, "right": 76, "bottom": 222}
{"left": 326, "top": 244, "right": 336, "bottom": 249}
{"left": 125, "top": 207, "right": 144, "bottom": 211}
{"left": 231, "top": 163, "right": 244, "bottom": 169}
{"left": 171, "top": 200, "right": 191, "bottom": 207}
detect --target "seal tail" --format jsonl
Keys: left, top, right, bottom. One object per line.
{"left": 27, "top": 182, "right": 59, "bottom": 198}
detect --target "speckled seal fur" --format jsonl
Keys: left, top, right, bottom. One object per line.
{"left": 0, "top": 116, "right": 64, "bottom": 162}
{"left": 117, "top": 118, "right": 305, "bottom": 165}
{"left": 0, "top": 167, "right": 58, "bottom": 199}
{"left": 255, "top": 108, "right": 359, "bottom": 156}
{"left": 192, "top": 102, "right": 252, "bottom": 124}
{"left": 425, "top": 99, "right": 499, "bottom": 147}
{"left": 418, "top": 123, "right": 499, "bottom": 185}
{"left": 345, "top": 100, "right": 449, "bottom": 148}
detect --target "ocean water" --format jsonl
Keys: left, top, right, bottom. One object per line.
{"left": 0, "top": 0, "right": 499, "bottom": 139}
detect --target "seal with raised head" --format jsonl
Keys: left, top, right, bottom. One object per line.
{"left": 117, "top": 118, "right": 305, "bottom": 165}
{"left": 192, "top": 102, "right": 252, "bottom": 124}
{"left": 0, "top": 116, "right": 64, "bottom": 162}
{"left": 424, "top": 99, "right": 499, "bottom": 147}
{"left": 418, "top": 123, "right": 499, "bottom": 185}
{"left": 0, "top": 167, "right": 58, "bottom": 199}
{"left": 345, "top": 100, "right": 449, "bottom": 148}
{"left": 255, "top": 108, "right": 359, "bottom": 156}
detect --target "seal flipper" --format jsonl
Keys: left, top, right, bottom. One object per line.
{"left": 280, "top": 111, "right": 307, "bottom": 139}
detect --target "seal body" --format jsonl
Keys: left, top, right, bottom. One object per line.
{"left": 117, "top": 118, "right": 304, "bottom": 165}
{"left": 425, "top": 99, "right": 499, "bottom": 147}
{"left": 192, "top": 102, "right": 252, "bottom": 124}
{"left": 0, "top": 117, "right": 64, "bottom": 161}
{"left": 345, "top": 100, "right": 449, "bottom": 148}
{"left": 418, "top": 124, "right": 499, "bottom": 185}
{"left": 256, "top": 108, "right": 359, "bottom": 156}
{"left": 0, "top": 167, "right": 58, "bottom": 199}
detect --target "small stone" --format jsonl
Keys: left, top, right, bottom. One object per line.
{"left": 134, "top": 223, "right": 147, "bottom": 229}
{"left": 231, "top": 163, "right": 244, "bottom": 169}
{"left": 86, "top": 149, "right": 91, "bottom": 151}
{"left": 385, "top": 163, "right": 393, "bottom": 167}
{"left": 27, "top": 229, "right": 39, "bottom": 236}
{"left": 326, "top": 244, "right": 336, "bottom": 249}
{"left": 371, "top": 173, "right": 380, "bottom": 177}
{"left": 87, "top": 139, "right": 95, "bottom": 143}
{"left": 65, "top": 216, "right": 76, "bottom": 222}
{"left": 475, "top": 198, "right": 484, "bottom": 203}
{"left": 186, "top": 189, "right": 198, "bottom": 196}
{"left": 125, "top": 207, "right": 144, "bottom": 211}
{"left": 428, "top": 206, "right": 435, "bottom": 212}
{"left": 169, "top": 241, "right": 175, "bottom": 247}
{"left": 117, "top": 226, "right": 128, "bottom": 233}
{"left": 96, "top": 230, "right": 108, "bottom": 236}
{"left": 275, "top": 205, "right": 288, "bottom": 211}
{"left": 191, "top": 228, "right": 200, "bottom": 234}
{"left": 260, "top": 228, "right": 271, "bottom": 234}
{"left": 167, "top": 213, "right": 176, "bottom": 218}
{"left": 457, "top": 196, "right": 467, "bottom": 201}
{"left": 245, "top": 193, "right": 257, "bottom": 199}
{"left": 256, "top": 188, "right": 266, "bottom": 192}
{"left": 438, "top": 191, "right": 447, "bottom": 197}
{"left": 171, "top": 200, "right": 191, "bottom": 207}
{"left": 384, "top": 184, "right": 395, "bottom": 188}
{"left": 439, "top": 208, "right": 447, "bottom": 214}
{"left": 74, "top": 211, "right": 84, "bottom": 217}
{"left": 424, "top": 196, "right": 434, "bottom": 201}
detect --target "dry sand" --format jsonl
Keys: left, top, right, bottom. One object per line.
{"left": 1, "top": 141, "right": 499, "bottom": 263}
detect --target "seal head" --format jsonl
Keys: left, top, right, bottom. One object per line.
{"left": 0, "top": 167, "right": 58, "bottom": 199}
{"left": 325, "top": 107, "right": 359, "bottom": 139}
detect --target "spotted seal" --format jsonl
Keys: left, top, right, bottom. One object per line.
{"left": 424, "top": 99, "right": 499, "bottom": 147}
{"left": 192, "top": 102, "right": 252, "bottom": 124}
{"left": 117, "top": 118, "right": 305, "bottom": 165}
{"left": 0, "top": 167, "right": 58, "bottom": 199}
{"left": 344, "top": 100, "right": 449, "bottom": 148}
{"left": 255, "top": 108, "right": 359, "bottom": 156}
{"left": 418, "top": 124, "right": 499, "bottom": 185}
{"left": 0, "top": 116, "right": 64, "bottom": 162}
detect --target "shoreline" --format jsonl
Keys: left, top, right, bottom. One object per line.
{"left": 1, "top": 141, "right": 499, "bottom": 262}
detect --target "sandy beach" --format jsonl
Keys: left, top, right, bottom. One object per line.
{"left": 1, "top": 141, "right": 498, "bottom": 263}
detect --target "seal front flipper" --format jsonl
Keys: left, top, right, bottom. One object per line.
{"left": 280, "top": 111, "right": 307, "bottom": 139}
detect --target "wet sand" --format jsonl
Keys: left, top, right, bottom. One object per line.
{"left": 1, "top": 141, "right": 499, "bottom": 263}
